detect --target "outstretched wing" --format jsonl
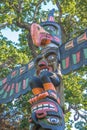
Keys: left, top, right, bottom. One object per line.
{"left": 60, "top": 29, "right": 87, "bottom": 74}
{"left": 0, "top": 60, "right": 35, "bottom": 104}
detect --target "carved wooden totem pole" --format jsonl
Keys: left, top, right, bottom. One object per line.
{"left": 0, "top": 9, "right": 87, "bottom": 130}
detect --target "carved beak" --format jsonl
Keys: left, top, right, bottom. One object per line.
{"left": 31, "top": 23, "right": 52, "bottom": 47}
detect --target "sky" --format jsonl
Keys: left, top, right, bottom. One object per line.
{"left": 1, "top": 2, "right": 83, "bottom": 129}
{"left": 1, "top": 1, "right": 57, "bottom": 43}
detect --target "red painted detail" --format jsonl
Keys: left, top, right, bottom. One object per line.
{"left": 16, "top": 83, "right": 18, "bottom": 93}
{"left": 76, "top": 51, "right": 80, "bottom": 63}
{"left": 29, "top": 116, "right": 33, "bottom": 123}
{"left": 77, "top": 32, "right": 87, "bottom": 44}
{"left": 20, "top": 67, "right": 25, "bottom": 74}
{"left": 2, "top": 78, "right": 7, "bottom": 84}
{"left": 38, "top": 61, "right": 47, "bottom": 66}
{"left": 32, "top": 101, "right": 58, "bottom": 112}
{"left": 66, "top": 57, "right": 69, "bottom": 68}
{"left": 12, "top": 83, "right": 14, "bottom": 89}
{"left": 84, "top": 32, "right": 87, "bottom": 40}
{"left": 53, "top": 36, "right": 60, "bottom": 42}
{"left": 11, "top": 71, "right": 17, "bottom": 77}
{"left": 49, "top": 16, "right": 54, "bottom": 21}
{"left": 65, "top": 40, "right": 74, "bottom": 50}
{"left": 4, "top": 84, "right": 8, "bottom": 90}
{"left": 29, "top": 92, "right": 49, "bottom": 104}
{"left": 57, "top": 98, "right": 60, "bottom": 104}
{"left": 28, "top": 61, "right": 34, "bottom": 69}
{"left": 23, "top": 80, "right": 26, "bottom": 89}
{"left": 36, "top": 110, "right": 47, "bottom": 118}
{"left": 6, "top": 85, "right": 10, "bottom": 92}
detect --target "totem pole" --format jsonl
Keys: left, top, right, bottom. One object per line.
{"left": 0, "top": 9, "right": 87, "bottom": 130}
{"left": 29, "top": 9, "right": 65, "bottom": 130}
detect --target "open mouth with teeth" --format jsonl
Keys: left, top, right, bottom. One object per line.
{"left": 36, "top": 64, "right": 53, "bottom": 76}
{"left": 31, "top": 101, "right": 58, "bottom": 113}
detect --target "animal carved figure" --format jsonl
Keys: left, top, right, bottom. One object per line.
{"left": 0, "top": 9, "right": 87, "bottom": 130}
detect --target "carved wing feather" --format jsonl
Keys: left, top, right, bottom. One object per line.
{"left": 60, "top": 29, "right": 87, "bottom": 74}
{"left": 0, "top": 29, "right": 87, "bottom": 103}
{"left": 0, "top": 60, "right": 35, "bottom": 104}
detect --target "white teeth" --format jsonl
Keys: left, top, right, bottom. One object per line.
{"left": 32, "top": 103, "right": 56, "bottom": 112}
{"left": 32, "top": 106, "right": 37, "bottom": 109}
{"left": 43, "top": 107, "right": 48, "bottom": 110}
{"left": 50, "top": 108, "right": 55, "bottom": 110}
{"left": 33, "top": 109, "right": 37, "bottom": 112}
{"left": 50, "top": 104, "right": 54, "bottom": 108}
{"left": 38, "top": 108, "right": 42, "bottom": 110}
{"left": 32, "top": 106, "right": 37, "bottom": 112}
{"left": 38, "top": 104, "right": 42, "bottom": 107}
{"left": 43, "top": 104, "right": 48, "bottom": 107}
{"left": 40, "top": 69, "right": 48, "bottom": 73}
{"left": 32, "top": 108, "right": 36, "bottom": 112}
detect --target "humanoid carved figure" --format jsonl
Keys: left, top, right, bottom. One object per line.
{"left": 29, "top": 9, "right": 65, "bottom": 130}
{"left": 29, "top": 47, "right": 65, "bottom": 130}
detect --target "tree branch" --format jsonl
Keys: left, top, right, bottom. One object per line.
{"left": 55, "top": 0, "right": 66, "bottom": 42}
{"left": 55, "top": 0, "right": 62, "bottom": 22}
{"left": 16, "top": 21, "right": 31, "bottom": 30}
{"left": 65, "top": 104, "right": 87, "bottom": 122}
{"left": 0, "top": 22, "right": 8, "bottom": 29}
{"left": 32, "top": 0, "right": 45, "bottom": 22}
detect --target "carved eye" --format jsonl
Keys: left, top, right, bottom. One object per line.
{"left": 44, "top": 25, "right": 58, "bottom": 35}
{"left": 47, "top": 116, "right": 60, "bottom": 124}
{"left": 46, "top": 54, "right": 56, "bottom": 61}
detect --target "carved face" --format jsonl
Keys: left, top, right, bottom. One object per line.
{"left": 29, "top": 98, "right": 65, "bottom": 130}
{"left": 31, "top": 23, "right": 62, "bottom": 47}
{"left": 34, "top": 47, "right": 59, "bottom": 76}
{"left": 31, "top": 23, "right": 52, "bottom": 47}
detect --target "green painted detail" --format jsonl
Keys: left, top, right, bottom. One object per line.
{"left": 10, "top": 89, "right": 14, "bottom": 96}
{"left": 62, "top": 59, "right": 66, "bottom": 69}
{"left": 84, "top": 48, "right": 87, "bottom": 59}
{"left": 0, "top": 81, "right": 2, "bottom": 86}
{"left": 72, "top": 54, "right": 77, "bottom": 64}
{"left": 2, "top": 92, "right": 8, "bottom": 99}
{"left": 18, "top": 82, "right": 21, "bottom": 92}
{"left": 25, "top": 78, "right": 29, "bottom": 88}
{"left": 0, "top": 89, "right": 4, "bottom": 95}
{"left": 11, "top": 70, "right": 18, "bottom": 79}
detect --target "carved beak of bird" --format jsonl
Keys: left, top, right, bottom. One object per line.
{"left": 31, "top": 23, "right": 52, "bottom": 47}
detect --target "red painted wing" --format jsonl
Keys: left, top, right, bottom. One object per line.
{"left": 60, "top": 29, "right": 87, "bottom": 74}
{"left": 0, "top": 60, "right": 35, "bottom": 104}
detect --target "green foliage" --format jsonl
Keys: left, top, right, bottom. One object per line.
{"left": 63, "top": 67, "right": 87, "bottom": 129}
{"left": 20, "top": 117, "right": 29, "bottom": 130}
{"left": 0, "top": 34, "right": 29, "bottom": 78}
{"left": 0, "top": 0, "right": 87, "bottom": 129}
{"left": 75, "top": 121, "right": 87, "bottom": 130}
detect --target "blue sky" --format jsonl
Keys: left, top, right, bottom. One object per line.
{"left": 1, "top": 1, "right": 57, "bottom": 43}
{"left": 1, "top": 2, "right": 84, "bottom": 130}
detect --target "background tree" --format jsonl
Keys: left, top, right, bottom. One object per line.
{"left": 0, "top": 0, "right": 87, "bottom": 129}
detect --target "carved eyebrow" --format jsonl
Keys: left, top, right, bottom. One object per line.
{"left": 35, "top": 55, "right": 42, "bottom": 63}
{"left": 45, "top": 52, "right": 57, "bottom": 57}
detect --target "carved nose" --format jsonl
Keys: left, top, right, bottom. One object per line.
{"left": 38, "top": 61, "right": 47, "bottom": 67}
